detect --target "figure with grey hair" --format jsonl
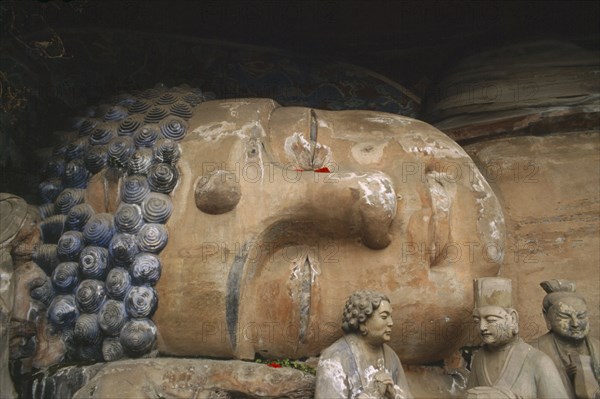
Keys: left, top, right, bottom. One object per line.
{"left": 315, "top": 290, "right": 413, "bottom": 399}
{"left": 533, "top": 280, "right": 600, "bottom": 399}
{"left": 466, "top": 278, "right": 569, "bottom": 399}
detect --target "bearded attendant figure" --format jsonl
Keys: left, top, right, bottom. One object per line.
{"left": 534, "top": 280, "right": 600, "bottom": 399}
{"left": 467, "top": 278, "right": 569, "bottom": 399}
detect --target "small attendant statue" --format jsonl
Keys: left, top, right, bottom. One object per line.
{"left": 1, "top": 193, "right": 39, "bottom": 399}
{"left": 466, "top": 277, "right": 569, "bottom": 399}
{"left": 315, "top": 290, "right": 413, "bottom": 399}
{"left": 534, "top": 279, "right": 600, "bottom": 399}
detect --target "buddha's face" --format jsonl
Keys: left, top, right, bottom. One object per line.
{"left": 546, "top": 296, "right": 589, "bottom": 342}
{"left": 472, "top": 306, "right": 517, "bottom": 347}
{"left": 86, "top": 99, "right": 505, "bottom": 364}
{"left": 360, "top": 300, "right": 393, "bottom": 346}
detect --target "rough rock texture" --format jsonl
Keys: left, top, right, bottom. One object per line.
{"left": 67, "top": 358, "right": 314, "bottom": 399}
{"left": 10, "top": 261, "right": 66, "bottom": 374}
{"left": 30, "top": 363, "right": 105, "bottom": 399}
{"left": 465, "top": 132, "right": 600, "bottom": 343}
{"left": 425, "top": 40, "right": 600, "bottom": 142}
{"left": 1, "top": 194, "right": 41, "bottom": 399}
{"left": 28, "top": 358, "right": 469, "bottom": 399}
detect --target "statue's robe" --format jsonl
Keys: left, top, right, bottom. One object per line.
{"left": 468, "top": 338, "right": 570, "bottom": 398}
{"left": 315, "top": 336, "right": 413, "bottom": 399}
{"left": 534, "top": 333, "right": 600, "bottom": 399}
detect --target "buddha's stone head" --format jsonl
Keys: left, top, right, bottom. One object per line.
{"left": 472, "top": 278, "right": 518, "bottom": 348}
{"left": 472, "top": 306, "right": 519, "bottom": 348}
{"left": 153, "top": 98, "right": 505, "bottom": 363}
{"left": 541, "top": 280, "right": 590, "bottom": 342}
{"left": 34, "top": 87, "right": 505, "bottom": 365}
{"left": 341, "top": 290, "right": 392, "bottom": 346}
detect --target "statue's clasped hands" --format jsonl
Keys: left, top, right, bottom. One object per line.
{"left": 357, "top": 369, "right": 406, "bottom": 399}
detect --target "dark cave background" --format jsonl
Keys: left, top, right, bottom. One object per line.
{"left": 1, "top": 0, "right": 599, "bottom": 203}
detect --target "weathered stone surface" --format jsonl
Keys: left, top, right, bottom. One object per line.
{"left": 465, "top": 132, "right": 600, "bottom": 344}
{"left": 426, "top": 40, "right": 600, "bottom": 142}
{"left": 147, "top": 100, "right": 504, "bottom": 363}
{"left": 2, "top": 193, "right": 40, "bottom": 399}
{"left": 10, "top": 261, "right": 67, "bottom": 371}
{"left": 25, "top": 95, "right": 505, "bottom": 367}
{"left": 194, "top": 170, "right": 242, "bottom": 215}
{"left": 69, "top": 358, "right": 314, "bottom": 399}
{"left": 0, "top": 193, "right": 28, "bottom": 246}
{"left": 30, "top": 363, "right": 105, "bottom": 399}
{"left": 27, "top": 358, "right": 471, "bottom": 399}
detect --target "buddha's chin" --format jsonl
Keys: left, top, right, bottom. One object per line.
{"left": 563, "top": 331, "right": 587, "bottom": 342}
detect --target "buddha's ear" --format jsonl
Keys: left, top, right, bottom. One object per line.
{"left": 542, "top": 307, "right": 552, "bottom": 330}
{"left": 359, "top": 324, "right": 368, "bottom": 336}
{"left": 508, "top": 308, "right": 519, "bottom": 335}
{"left": 504, "top": 308, "right": 519, "bottom": 335}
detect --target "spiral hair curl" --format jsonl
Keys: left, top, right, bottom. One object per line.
{"left": 341, "top": 290, "right": 390, "bottom": 334}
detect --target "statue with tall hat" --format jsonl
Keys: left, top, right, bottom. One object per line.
{"left": 466, "top": 277, "right": 570, "bottom": 399}
{"left": 534, "top": 279, "right": 600, "bottom": 399}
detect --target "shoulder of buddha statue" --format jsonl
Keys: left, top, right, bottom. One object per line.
{"left": 316, "top": 337, "right": 356, "bottom": 384}
{"left": 470, "top": 345, "right": 485, "bottom": 360}
{"left": 382, "top": 343, "right": 402, "bottom": 368}
{"left": 522, "top": 340, "right": 564, "bottom": 378}
{"left": 318, "top": 336, "right": 352, "bottom": 363}
{"left": 523, "top": 345, "right": 571, "bottom": 398}
{"left": 588, "top": 336, "right": 600, "bottom": 349}
{"left": 468, "top": 347, "right": 486, "bottom": 374}
{"left": 531, "top": 332, "right": 555, "bottom": 351}
{"left": 516, "top": 338, "right": 542, "bottom": 357}
{"left": 587, "top": 336, "right": 600, "bottom": 362}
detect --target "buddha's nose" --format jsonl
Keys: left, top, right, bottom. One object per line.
{"left": 479, "top": 320, "right": 488, "bottom": 332}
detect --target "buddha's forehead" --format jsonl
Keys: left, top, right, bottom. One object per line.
{"left": 552, "top": 296, "right": 587, "bottom": 312}
{"left": 473, "top": 306, "right": 509, "bottom": 318}
{"left": 378, "top": 300, "right": 392, "bottom": 313}
{"left": 187, "top": 100, "right": 469, "bottom": 161}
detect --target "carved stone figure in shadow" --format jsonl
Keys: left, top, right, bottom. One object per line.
{"left": 315, "top": 290, "right": 413, "bottom": 399}
{"left": 534, "top": 280, "right": 600, "bottom": 399}
{"left": 466, "top": 278, "right": 569, "bottom": 399}
{"left": 1, "top": 193, "right": 42, "bottom": 399}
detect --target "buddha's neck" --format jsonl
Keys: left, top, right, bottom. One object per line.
{"left": 553, "top": 334, "right": 586, "bottom": 350}
{"left": 348, "top": 334, "right": 384, "bottom": 363}
{"left": 485, "top": 336, "right": 519, "bottom": 352}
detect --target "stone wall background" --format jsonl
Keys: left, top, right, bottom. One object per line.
{"left": 466, "top": 133, "right": 600, "bottom": 344}
{"left": 1, "top": 1, "right": 599, "bottom": 398}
